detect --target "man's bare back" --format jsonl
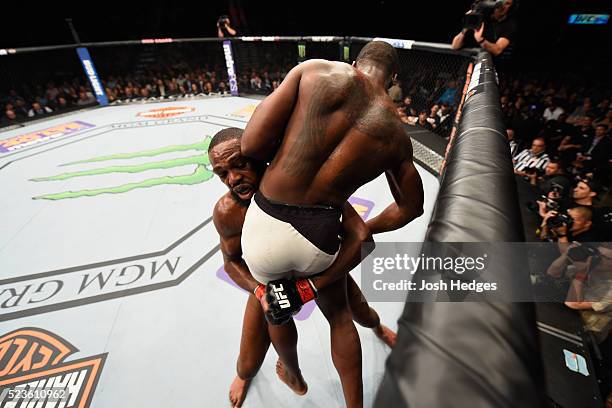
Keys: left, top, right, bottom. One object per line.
{"left": 244, "top": 60, "right": 414, "bottom": 207}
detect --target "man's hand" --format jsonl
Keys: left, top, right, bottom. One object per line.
{"left": 542, "top": 210, "right": 558, "bottom": 223}
{"left": 257, "top": 278, "right": 317, "bottom": 325}
{"left": 474, "top": 23, "right": 485, "bottom": 43}
{"left": 552, "top": 223, "right": 568, "bottom": 238}
{"left": 527, "top": 171, "right": 538, "bottom": 185}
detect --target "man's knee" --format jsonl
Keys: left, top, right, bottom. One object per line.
{"left": 236, "top": 352, "right": 264, "bottom": 380}
{"left": 317, "top": 298, "right": 352, "bottom": 325}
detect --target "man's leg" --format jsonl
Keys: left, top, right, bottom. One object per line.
{"left": 346, "top": 276, "right": 397, "bottom": 348}
{"left": 316, "top": 276, "right": 363, "bottom": 408}
{"left": 267, "top": 317, "right": 308, "bottom": 395}
{"left": 230, "top": 294, "right": 271, "bottom": 407}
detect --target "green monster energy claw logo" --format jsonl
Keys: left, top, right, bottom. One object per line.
{"left": 298, "top": 43, "right": 306, "bottom": 59}
{"left": 31, "top": 138, "right": 213, "bottom": 200}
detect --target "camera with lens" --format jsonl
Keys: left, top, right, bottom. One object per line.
{"left": 527, "top": 195, "right": 560, "bottom": 213}
{"left": 217, "top": 15, "right": 229, "bottom": 27}
{"left": 539, "top": 195, "right": 560, "bottom": 211}
{"left": 567, "top": 243, "right": 599, "bottom": 263}
{"left": 550, "top": 182, "right": 565, "bottom": 196}
{"left": 546, "top": 213, "right": 572, "bottom": 230}
{"left": 463, "top": 0, "right": 504, "bottom": 30}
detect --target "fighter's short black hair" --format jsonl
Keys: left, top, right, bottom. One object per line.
{"left": 208, "top": 127, "right": 243, "bottom": 153}
{"left": 355, "top": 41, "right": 399, "bottom": 77}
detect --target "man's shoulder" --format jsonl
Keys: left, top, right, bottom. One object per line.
{"left": 300, "top": 59, "right": 355, "bottom": 81}
{"left": 214, "top": 192, "right": 239, "bottom": 216}
{"left": 213, "top": 193, "right": 245, "bottom": 235}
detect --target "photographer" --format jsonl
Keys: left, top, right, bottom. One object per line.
{"left": 529, "top": 159, "right": 569, "bottom": 190}
{"left": 532, "top": 175, "right": 571, "bottom": 219}
{"left": 569, "top": 178, "right": 600, "bottom": 209}
{"left": 451, "top": 0, "right": 516, "bottom": 57}
{"left": 549, "top": 242, "right": 612, "bottom": 405}
{"left": 540, "top": 206, "right": 598, "bottom": 243}
{"left": 217, "top": 15, "right": 237, "bottom": 38}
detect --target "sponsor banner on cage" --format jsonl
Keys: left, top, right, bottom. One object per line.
{"left": 76, "top": 48, "right": 108, "bottom": 106}
{"left": 568, "top": 14, "right": 609, "bottom": 25}
{"left": 222, "top": 41, "right": 239, "bottom": 96}
{"left": 0, "top": 121, "right": 95, "bottom": 154}
{"left": 361, "top": 242, "right": 610, "bottom": 302}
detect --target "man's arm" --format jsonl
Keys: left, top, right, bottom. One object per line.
{"left": 473, "top": 24, "right": 510, "bottom": 56}
{"left": 213, "top": 199, "right": 260, "bottom": 293}
{"left": 367, "top": 154, "right": 424, "bottom": 235}
{"left": 310, "top": 202, "right": 374, "bottom": 291}
{"left": 565, "top": 272, "right": 594, "bottom": 310}
{"left": 451, "top": 29, "right": 467, "bottom": 50}
{"left": 241, "top": 62, "right": 308, "bottom": 161}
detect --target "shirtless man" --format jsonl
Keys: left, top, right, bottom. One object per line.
{"left": 208, "top": 127, "right": 396, "bottom": 407}
{"left": 239, "top": 41, "right": 424, "bottom": 407}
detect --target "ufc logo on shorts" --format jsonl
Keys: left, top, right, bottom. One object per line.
{"left": 271, "top": 284, "right": 291, "bottom": 309}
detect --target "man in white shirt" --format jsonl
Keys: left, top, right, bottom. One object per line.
{"left": 543, "top": 96, "right": 565, "bottom": 122}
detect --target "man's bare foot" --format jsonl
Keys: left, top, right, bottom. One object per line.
{"left": 229, "top": 376, "right": 251, "bottom": 407}
{"left": 373, "top": 324, "right": 397, "bottom": 348}
{"left": 275, "top": 359, "right": 308, "bottom": 395}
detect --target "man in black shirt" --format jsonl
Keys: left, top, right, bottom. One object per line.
{"left": 217, "top": 15, "right": 237, "bottom": 38}
{"left": 451, "top": 0, "right": 517, "bottom": 57}
{"left": 540, "top": 206, "right": 599, "bottom": 242}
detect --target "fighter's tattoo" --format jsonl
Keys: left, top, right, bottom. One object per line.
{"left": 282, "top": 71, "right": 402, "bottom": 179}
{"left": 282, "top": 79, "right": 337, "bottom": 177}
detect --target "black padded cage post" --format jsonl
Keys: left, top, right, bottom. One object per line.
{"left": 374, "top": 52, "right": 546, "bottom": 408}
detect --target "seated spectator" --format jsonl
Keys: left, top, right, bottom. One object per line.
{"left": 594, "top": 98, "right": 610, "bottom": 117}
{"left": 27, "top": 102, "right": 53, "bottom": 117}
{"left": 435, "top": 103, "right": 453, "bottom": 136}
{"left": 558, "top": 115, "right": 595, "bottom": 166}
{"left": 531, "top": 159, "right": 571, "bottom": 193}
{"left": 415, "top": 110, "right": 434, "bottom": 131}
{"left": 13, "top": 99, "right": 30, "bottom": 118}
{"left": 402, "top": 96, "right": 417, "bottom": 117}
{"left": 541, "top": 112, "right": 573, "bottom": 153}
{"left": 76, "top": 91, "right": 96, "bottom": 106}
{"left": 2, "top": 108, "right": 20, "bottom": 127}
{"left": 190, "top": 82, "right": 201, "bottom": 94}
{"left": 427, "top": 104, "right": 440, "bottom": 129}
{"left": 45, "top": 82, "right": 60, "bottom": 102}
{"left": 578, "top": 124, "right": 611, "bottom": 181}
{"left": 566, "top": 97, "right": 593, "bottom": 125}
{"left": 436, "top": 80, "right": 458, "bottom": 105}
{"left": 55, "top": 96, "right": 72, "bottom": 110}
{"left": 543, "top": 96, "right": 565, "bottom": 122}
{"left": 388, "top": 78, "right": 403, "bottom": 103}
{"left": 514, "top": 137, "right": 550, "bottom": 177}
{"left": 594, "top": 108, "right": 612, "bottom": 130}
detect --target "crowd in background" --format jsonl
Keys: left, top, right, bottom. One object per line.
{"left": 508, "top": 71, "right": 612, "bottom": 401}
{"left": 502, "top": 71, "right": 611, "bottom": 240}
{"left": 1, "top": 43, "right": 611, "bottom": 407}
{"left": 0, "top": 47, "right": 296, "bottom": 129}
